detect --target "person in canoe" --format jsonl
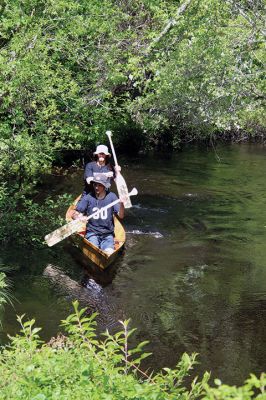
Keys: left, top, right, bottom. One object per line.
{"left": 72, "top": 175, "right": 125, "bottom": 254}
{"left": 83, "top": 144, "right": 121, "bottom": 196}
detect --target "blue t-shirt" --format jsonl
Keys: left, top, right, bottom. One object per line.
{"left": 76, "top": 192, "right": 120, "bottom": 236}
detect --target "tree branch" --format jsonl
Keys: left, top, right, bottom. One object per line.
{"left": 146, "top": 0, "right": 193, "bottom": 54}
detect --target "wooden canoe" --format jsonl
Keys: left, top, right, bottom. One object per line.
{"left": 65, "top": 195, "right": 126, "bottom": 270}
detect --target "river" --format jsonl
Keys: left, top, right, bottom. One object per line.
{"left": 1, "top": 143, "right": 265, "bottom": 386}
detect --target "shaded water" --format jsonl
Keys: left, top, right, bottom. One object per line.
{"left": 1, "top": 143, "right": 266, "bottom": 385}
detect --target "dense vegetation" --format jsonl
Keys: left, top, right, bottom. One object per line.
{"left": 0, "top": 301, "right": 265, "bottom": 399}
{"left": 0, "top": 0, "right": 265, "bottom": 189}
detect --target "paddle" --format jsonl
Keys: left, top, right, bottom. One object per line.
{"left": 44, "top": 188, "right": 138, "bottom": 247}
{"left": 106, "top": 130, "right": 132, "bottom": 209}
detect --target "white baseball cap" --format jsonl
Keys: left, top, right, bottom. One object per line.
{"left": 93, "top": 144, "right": 110, "bottom": 156}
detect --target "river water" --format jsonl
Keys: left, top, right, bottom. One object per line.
{"left": 1, "top": 143, "right": 266, "bottom": 385}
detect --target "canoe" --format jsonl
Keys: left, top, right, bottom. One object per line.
{"left": 65, "top": 195, "right": 126, "bottom": 270}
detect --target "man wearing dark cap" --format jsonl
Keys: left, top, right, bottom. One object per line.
{"left": 73, "top": 175, "right": 125, "bottom": 254}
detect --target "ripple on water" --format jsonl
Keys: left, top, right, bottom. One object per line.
{"left": 132, "top": 203, "right": 168, "bottom": 213}
{"left": 126, "top": 230, "right": 164, "bottom": 238}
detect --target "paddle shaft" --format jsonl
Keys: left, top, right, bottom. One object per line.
{"left": 106, "top": 131, "right": 119, "bottom": 166}
{"left": 106, "top": 130, "right": 132, "bottom": 208}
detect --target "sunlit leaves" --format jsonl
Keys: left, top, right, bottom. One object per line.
{"left": 0, "top": 301, "right": 264, "bottom": 398}
{"left": 127, "top": 0, "right": 265, "bottom": 142}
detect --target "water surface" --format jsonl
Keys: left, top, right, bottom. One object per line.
{"left": 1, "top": 143, "right": 266, "bottom": 385}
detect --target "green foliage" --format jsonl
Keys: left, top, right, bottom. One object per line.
{"left": 0, "top": 183, "right": 72, "bottom": 246}
{"left": 0, "top": 0, "right": 264, "bottom": 165}
{"left": 0, "top": 273, "right": 9, "bottom": 313}
{"left": 0, "top": 301, "right": 265, "bottom": 399}
{"left": 127, "top": 0, "right": 266, "bottom": 144}
{"left": 202, "top": 374, "right": 266, "bottom": 400}
{"left": 0, "top": 264, "right": 14, "bottom": 323}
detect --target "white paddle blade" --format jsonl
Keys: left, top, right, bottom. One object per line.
{"left": 44, "top": 219, "right": 85, "bottom": 247}
{"left": 128, "top": 188, "right": 138, "bottom": 196}
{"left": 106, "top": 130, "right": 112, "bottom": 138}
{"left": 116, "top": 173, "right": 132, "bottom": 208}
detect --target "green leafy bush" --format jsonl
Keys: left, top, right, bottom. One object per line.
{"left": 0, "top": 264, "right": 14, "bottom": 323}
{"left": 0, "top": 183, "right": 71, "bottom": 246}
{"left": 0, "top": 272, "right": 10, "bottom": 314}
{"left": 0, "top": 301, "right": 265, "bottom": 399}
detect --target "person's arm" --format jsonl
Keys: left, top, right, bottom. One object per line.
{"left": 104, "top": 171, "right": 114, "bottom": 178}
{"left": 113, "top": 194, "right": 126, "bottom": 219}
{"left": 114, "top": 164, "right": 121, "bottom": 179}
{"left": 118, "top": 201, "right": 125, "bottom": 219}
{"left": 105, "top": 164, "right": 120, "bottom": 180}
{"left": 84, "top": 162, "right": 94, "bottom": 184}
{"left": 114, "top": 165, "right": 121, "bottom": 173}
{"left": 72, "top": 195, "right": 90, "bottom": 220}
{"left": 103, "top": 164, "right": 115, "bottom": 179}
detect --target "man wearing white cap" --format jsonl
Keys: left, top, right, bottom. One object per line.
{"left": 83, "top": 144, "right": 121, "bottom": 195}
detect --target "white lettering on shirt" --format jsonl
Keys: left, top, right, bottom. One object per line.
{"left": 92, "top": 207, "right": 108, "bottom": 219}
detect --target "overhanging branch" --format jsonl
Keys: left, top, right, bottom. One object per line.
{"left": 146, "top": 0, "right": 193, "bottom": 54}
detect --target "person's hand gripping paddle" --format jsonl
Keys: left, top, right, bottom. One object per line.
{"left": 106, "top": 130, "right": 132, "bottom": 208}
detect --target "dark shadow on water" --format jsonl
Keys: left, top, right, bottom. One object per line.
{"left": 63, "top": 241, "right": 125, "bottom": 287}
